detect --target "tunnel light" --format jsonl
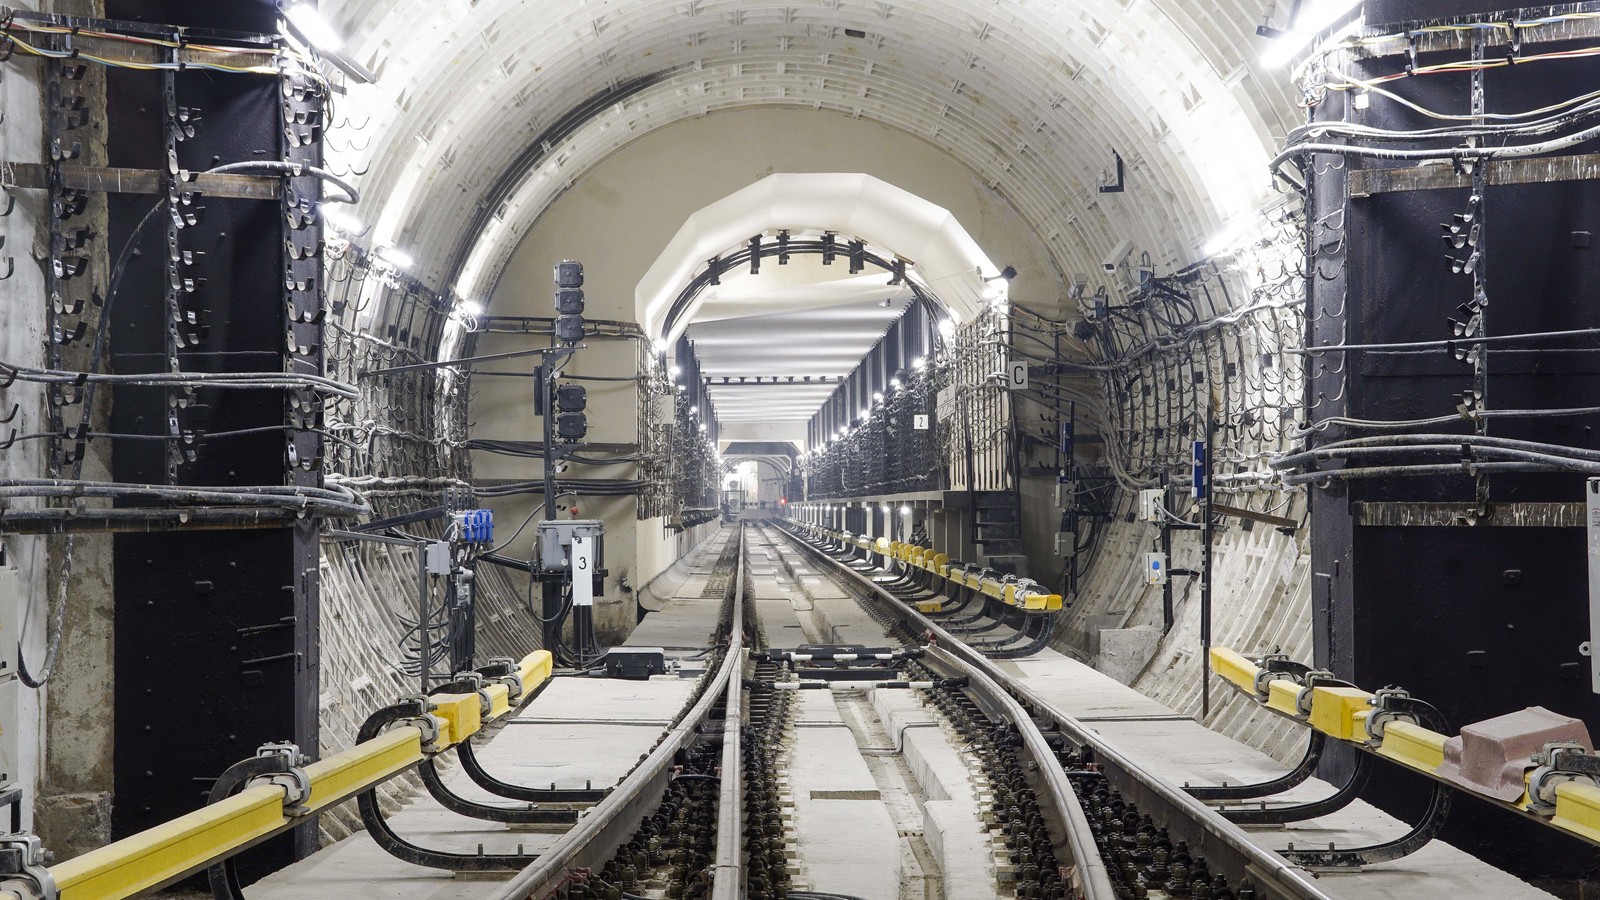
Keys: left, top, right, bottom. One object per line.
{"left": 698, "top": 423, "right": 708, "bottom": 432}
{"left": 460, "top": 299, "right": 484, "bottom": 316}
{"left": 690, "top": 405, "right": 699, "bottom": 414}
{"left": 938, "top": 318, "right": 956, "bottom": 338}
{"left": 1203, "top": 214, "right": 1260, "bottom": 257}
{"left": 669, "top": 365, "right": 682, "bottom": 377}
{"left": 653, "top": 338, "right": 668, "bottom": 355}
{"left": 900, "top": 505, "right": 912, "bottom": 515}
{"left": 873, "top": 391, "right": 884, "bottom": 402}
{"left": 285, "top": 2, "right": 345, "bottom": 51}
{"left": 912, "top": 356, "right": 927, "bottom": 371}
{"left": 1260, "top": 0, "right": 1361, "bottom": 68}
{"left": 860, "top": 407, "right": 871, "bottom": 419}
{"left": 321, "top": 205, "right": 361, "bottom": 234}
{"left": 376, "top": 246, "right": 413, "bottom": 269}
{"left": 890, "top": 377, "right": 902, "bottom": 389}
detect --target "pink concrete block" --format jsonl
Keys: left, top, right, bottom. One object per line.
{"left": 1437, "top": 706, "right": 1592, "bottom": 802}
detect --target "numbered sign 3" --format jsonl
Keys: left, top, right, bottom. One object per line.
{"left": 572, "top": 534, "right": 595, "bottom": 606}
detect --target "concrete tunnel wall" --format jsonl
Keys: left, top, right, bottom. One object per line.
{"left": 471, "top": 108, "right": 1312, "bottom": 763}
{"left": 0, "top": 0, "right": 1322, "bottom": 858}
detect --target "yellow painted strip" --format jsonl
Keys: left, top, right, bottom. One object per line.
{"left": 1208, "top": 648, "right": 1259, "bottom": 694}
{"left": 483, "top": 682, "right": 512, "bottom": 720}
{"left": 1017, "top": 592, "right": 1064, "bottom": 611}
{"left": 54, "top": 785, "right": 285, "bottom": 900}
{"left": 979, "top": 580, "right": 1003, "bottom": 599}
{"left": 916, "top": 600, "right": 943, "bottom": 613}
{"left": 1308, "top": 687, "right": 1376, "bottom": 741}
{"left": 1553, "top": 781, "right": 1600, "bottom": 843}
{"left": 930, "top": 553, "right": 948, "bottom": 570}
{"left": 1267, "top": 679, "right": 1303, "bottom": 716}
{"left": 516, "top": 649, "right": 554, "bottom": 698}
{"left": 431, "top": 692, "right": 483, "bottom": 747}
{"left": 1375, "top": 720, "right": 1449, "bottom": 771}
{"left": 304, "top": 727, "right": 425, "bottom": 813}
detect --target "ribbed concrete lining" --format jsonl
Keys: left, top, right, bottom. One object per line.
{"left": 637, "top": 173, "right": 996, "bottom": 342}
{"left": 318, "top": 0, "right": 1299, "bottom": 307}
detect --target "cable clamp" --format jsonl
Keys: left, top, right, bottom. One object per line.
{"left": 1528, "top": 742, "right": 1600, "bottom": 816}
{"left": 253, "top": 742, "right": 313, "bottom": 816}
{"left": 484, "top": 657, "right": 525, "bottom": 700}
{"left": 395, "top": 696, "right": 443, "bottom": 754}
{"left": 0, "top": 833, "right": 57, "bottom": 900}
{"left": 1363, "top": 687, "right": 1418, "bottom": 747}
{"left": 451, "top": 671, "right": 494, "bottom": 716}
{"left": 1294, "top": 669, "right": 1338, "bottom": 717}
{"left": 1251, "top": 653, "right": 1309, "bottom": 696}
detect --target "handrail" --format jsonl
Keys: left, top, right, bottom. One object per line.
{"left": 490, "top": 524, "right": 748, "bottom": 899}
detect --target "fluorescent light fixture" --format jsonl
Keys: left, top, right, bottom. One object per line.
{"left": 376, "top": 246, "right": 413, "bottom": 269}
{"left": 1260, "top": 0, "right": 1361, "bottom": 68}
{"left": 938, "top": 318, "right": 956, "bottom": 338}
{"left": 460, "top": 299, "right": 484, "bottom": 316}
{"left": 981, "top": 283, "right": 1003, "bottom": 302}
{"left": 873, "top": 391, "right": 884, "bottom": 401}
{"left": 912, "top": 356, "right": 927, "bottom": 370}
{"left": 669, "top": 365, "right": 682, "bottom": 377}
{"left": 652, "top": 338, "right": 668, "bottom": 355}
{"left": 900, "top": 505, "right": 911, "bottom": 515}
{"left": 285, "top": 2, "right": 344, "bottom": 51}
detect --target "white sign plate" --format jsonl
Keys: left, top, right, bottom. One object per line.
{"left": 572, "top": 535, "right": 594, "bottom": 607}
{"left": 913, "top": 414, "right": 930, "bottom": 431}
{"left": 1006, "top": 359, "right": 1029, "bottom": 391}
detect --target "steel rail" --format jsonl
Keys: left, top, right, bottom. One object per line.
{"left": 924, "top": 643, "right": 1117, "bottom": 899}
{"left": 708, "top": 645, "right": 746, "bottom": 899}
{"left": 489, "top": 524, "right": 747, "bottom": 900}
{"left": 761, "top": 523, "right": 1114, "bottom": 900}
{"left": 774, "top": 521, "right": 1339, "bottom": 900}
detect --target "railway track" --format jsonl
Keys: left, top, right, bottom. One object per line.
{"left": 469, "top": 520, "right": 1335, "bottom": 900}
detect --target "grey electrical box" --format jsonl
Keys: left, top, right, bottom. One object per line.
{"left": 537, "top": 519, "right": 604, "bottom": 573}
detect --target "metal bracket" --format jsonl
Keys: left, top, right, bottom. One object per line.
{"left": 1528, "top": 742, "right": 1600, "bottom": 816}
{"left": 482, "top": 657, "right": 525, "bottom": 701}
{"left": 1252, "top": 653, "right": 1312, "bottom": 696}
{"left": 0, "top": 833, "right": 58, "bottom": 900}
{"left": 1294, "top": 669, "right": 1341, "bottom": 717}
{"left": 1364, "top": 687, "right": 1418, "bottom": 747}
{"left": 392, "top": 697, "right": 442, "bottom": 754}
{"left": 252, "top": 742, "right": 313, "bottom": 816}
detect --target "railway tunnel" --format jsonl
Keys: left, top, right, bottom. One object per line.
{"left": 1, "top": 0, "right": 1599, "bottom": 897}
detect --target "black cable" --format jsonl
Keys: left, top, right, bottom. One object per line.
{"left": 20, "top": 197, "right": 163, "bottom": 689}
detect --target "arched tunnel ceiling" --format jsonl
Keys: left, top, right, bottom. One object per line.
{"left": 321, "top": 0, "right": 1300, "bottom": 311}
